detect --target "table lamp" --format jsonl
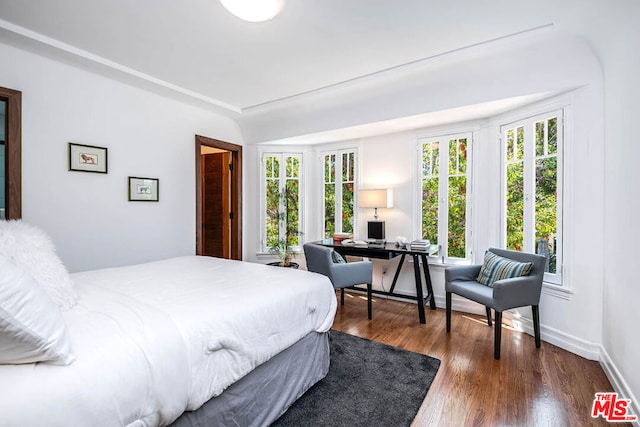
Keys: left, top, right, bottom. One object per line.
{"left": 359, "top": 189, "right": 393, "bottom": 242}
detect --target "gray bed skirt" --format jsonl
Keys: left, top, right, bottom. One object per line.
{"left": 170, "top": 331, "right": 330, "bottom": 427}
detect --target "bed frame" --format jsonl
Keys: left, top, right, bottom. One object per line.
{"left": 170, "top": 331, "right": 330, "bottom": 427}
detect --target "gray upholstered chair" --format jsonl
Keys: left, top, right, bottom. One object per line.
{"left": 445, "top": 248, "right": 547, "bottom": 359}
{"left": 303, "top": 243, "right": 373, "bottom": 319}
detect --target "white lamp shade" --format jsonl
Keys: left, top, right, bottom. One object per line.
{"left": 359, "top": 189, "right": 393, "bottom": 209}
{"left": 220, "top": 0, "right": 285, "bottom": 22}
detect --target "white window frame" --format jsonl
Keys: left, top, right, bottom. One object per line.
{"left": 500, "top": 109, "right": 564, "bottom": 285}
{"left": 417, "top": 132, "right": 473, "bottom": 264}
{"left": 260, "top": 152, "right": 304, "bottom": 253}
{"left": 321, "top": 148, "right": 358, "bottom": 237}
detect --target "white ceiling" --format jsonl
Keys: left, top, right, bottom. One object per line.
{"left": 0, "top": 1, "right": 580, "bottom": 143}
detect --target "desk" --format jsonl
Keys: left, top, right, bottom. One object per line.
{"left": 317, "top": 239, "right": 437, "bottom": 324}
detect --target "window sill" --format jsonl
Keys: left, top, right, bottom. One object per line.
{"left": 542, "top": 282, "right": 572, "bottom": 300}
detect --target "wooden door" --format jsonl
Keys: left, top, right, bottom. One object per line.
{"left": 201, "top": 152, "right": 231, "bottom": 258}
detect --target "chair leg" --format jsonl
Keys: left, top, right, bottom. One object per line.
{"left": 340, "top": 288, "right": 344, "bottom": 306}
{"left": 494, "top": 311, "right": 502, "bottom": 360}
{"left": 446, "top": 292, "right": 452, "bottom": 332}
{"left": 485, "top": 306, "right": 492, "bottom": 327}
{"left": 367, "top": 283, "right": 372, "bottom": 320}
{"left": 532, "top": 305, "right": 541, "bottom": 348}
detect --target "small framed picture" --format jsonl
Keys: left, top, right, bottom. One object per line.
{"left": 69, "top": 143, "right": 108, "bottom": 173}
{"left": 128, "top": 177, "right": 159, "bottom": 202}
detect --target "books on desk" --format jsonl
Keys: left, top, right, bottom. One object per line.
{"left": 332, "top": 233, "right": 353, "bottom": 243}
{"left": 410, "top": 239, "right": 430, "bottom": 250}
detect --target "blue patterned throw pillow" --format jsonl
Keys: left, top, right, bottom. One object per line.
{"left": 476, "top": 250, "right": 533, "bottom": 287}
{"left": 331, "top": 250, "right": 346, "bottom": 264}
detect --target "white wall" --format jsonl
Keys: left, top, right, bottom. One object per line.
{"left": 0, "top": 40, "right": 243, "bottom": 272}
{"left": 580, "top": 2, "right": 640, "bottom": 416}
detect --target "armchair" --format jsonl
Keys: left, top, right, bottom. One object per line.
{"left": 445, "top": 248, "right": 547, "bottom": 359}
{"left": 303, "top": 243, "right": 373, "bottom": 319}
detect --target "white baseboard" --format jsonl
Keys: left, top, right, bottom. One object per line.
{"left": 441, "top": 294, "right": 601, "bottom": 360}
{"left": 599, "top": 346, "right": 640, "bottom": 426}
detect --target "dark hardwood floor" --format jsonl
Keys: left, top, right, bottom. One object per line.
{"left": 331, "top": 291, "right": 629, "bottom": 427}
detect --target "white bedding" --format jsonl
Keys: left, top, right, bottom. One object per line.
{"left": 0, "top": 256, "right": 337, "bottom": 426}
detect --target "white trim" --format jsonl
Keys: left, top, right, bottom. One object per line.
{"left": 600, "top": 346, "right": 640, "bottom": 425}
{"left": 320, "top": 147, "right": 359, "bottom": 237}
{"left": 259, "top": 151, "right": 304, "bottom": 253}
{"left": 0, "top": 19, "right": 241, "bottom": 114}
{"left": 499, "top": 108, "right": 565, "bottom": 285}
{"left": 443, "top": 296, "right": 600, "bottom": 360}
{"left": 416, "top": 131, "right": 474, "bottom": 262}
{"left": 541, "top": 282, "right": 572, "bottom": 300}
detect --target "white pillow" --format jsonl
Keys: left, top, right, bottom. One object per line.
{"left": 0, "top": 255, "right": 75, "bottom": 365}
{"left": 0, "top": 220, "right": 77, "bottom": 310}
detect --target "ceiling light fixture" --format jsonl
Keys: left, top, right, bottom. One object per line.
{"left": 220, "top": 0, "right": 285, "bottom": 22}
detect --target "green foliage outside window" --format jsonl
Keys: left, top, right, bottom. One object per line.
{"left": 505, "top": 117, "right": 559, "bottom": 274}
{"left": 265, "top": 155, "right": 301, "bottom": 265}
{"left": 506, "top": 127, "right": 525, "bottom": 251}
{"left": 421, "top": 137, "right": 468, "bottom": 259}
{"left": 324, "top": 151, "right": 355, "bottom": 238}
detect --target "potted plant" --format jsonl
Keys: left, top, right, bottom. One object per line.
{"left": 268, "top": 186, "right": 301, "bottom": 268}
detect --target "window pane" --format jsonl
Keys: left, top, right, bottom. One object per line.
{"left": 324, "top": 183, "right": 335, "bottom": 237}
{"left": 422, "top": 141, "right": 439, "bottom": 242}
{"left": 286, "top": 156, "right": 299, "bottom": 178}
{"left": 285, "top": 179, "right": 299, "bottom": 246}
{"left": 458, "top": 138, "right": 467, "bottom": 174}
{"left": 448, "top": 175, "right": 466, "bottom": 258}
{"left": 548, "top": 117, "right": 558, "bottom": 155}
{"left": 536, "top": 121, "right": 545, "bottom": 156}
{"left": 506, "top": 129, "right": 514, "bottom": 161}
{"left": 324, "top": 154, "right": 335, "bottom": 183}
{"left": 422, "top": 176, "right": 438, "bottom": 241}
{"left": 506, "top": 162, "right": 524, "bottom": 251}
{"left": 342, "top": 182, "right": 354, "bottom": 233}
{"left": 266, "top": 179, "right": 280, "bottom": 247}
{"left": 423, "top": 141, "right": 439, "bottom": 176}
{"left": 342, "top": 153, "right": 349, "bottom": 181}
{"left": 516, "top": 126, "right": 525, "bottom": 160}
{"left": 341, "top": 152, "right": 355, "bottom": 233}
{"left": 535, "top": 157, "right": 558, "bottom": 273}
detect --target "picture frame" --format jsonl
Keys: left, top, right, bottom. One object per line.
{"left": 68, "top": 142, "right": 108, "bottom": 173}
{"left": 128, "top": 177, "right": 159, "bottom": 202}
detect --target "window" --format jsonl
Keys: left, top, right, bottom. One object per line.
{"left": 262, "top": 153, "right": 302, "bottom": 252}
{"left": 419, "top": 133, "right": 472, "bottom": 261}
{"left": 323, "top": 149, "right": 357, "bottom": 238}
{"left": 502, "top": 110, "right": 563, "bottom": 284}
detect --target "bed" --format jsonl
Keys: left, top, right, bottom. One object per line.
{"left": 0, "top": 222, "right": 337, "bottom": 427}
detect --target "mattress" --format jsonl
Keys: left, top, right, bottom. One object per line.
{"left": 0, "top": 256, "right": 337, "bottom": 426}
{"left": 0, "top": 283, "right": 190, "bottom": 427}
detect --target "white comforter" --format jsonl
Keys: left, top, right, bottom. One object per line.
{"left": 0, "top": 256, "right": 337, "bottom": 426}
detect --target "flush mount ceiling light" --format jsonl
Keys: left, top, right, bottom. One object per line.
{"left": 220, "top": 0, "right": 285, "bottom": 22}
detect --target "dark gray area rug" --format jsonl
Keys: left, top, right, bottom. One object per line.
{"left": 271, "top": 330, "right": 441, "bottom": 427}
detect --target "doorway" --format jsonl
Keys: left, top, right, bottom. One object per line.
{"left": 195, "top": 135, "right": 242, "bottom": 260}
{"left": 0, "top": 86, "right": 22, "bottom": 220}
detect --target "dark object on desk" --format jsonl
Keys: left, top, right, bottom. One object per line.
{"left": 367, "top": 220, "right": 385, "bottom": 243}
{"left": 303, "top": 243, "right": 373, "bottom": 319}
{"left": 444, "top": 248, "right": 546, "bottom": 359}
{"left": 317, "top": 239, "right": 437, "bottom": 324}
